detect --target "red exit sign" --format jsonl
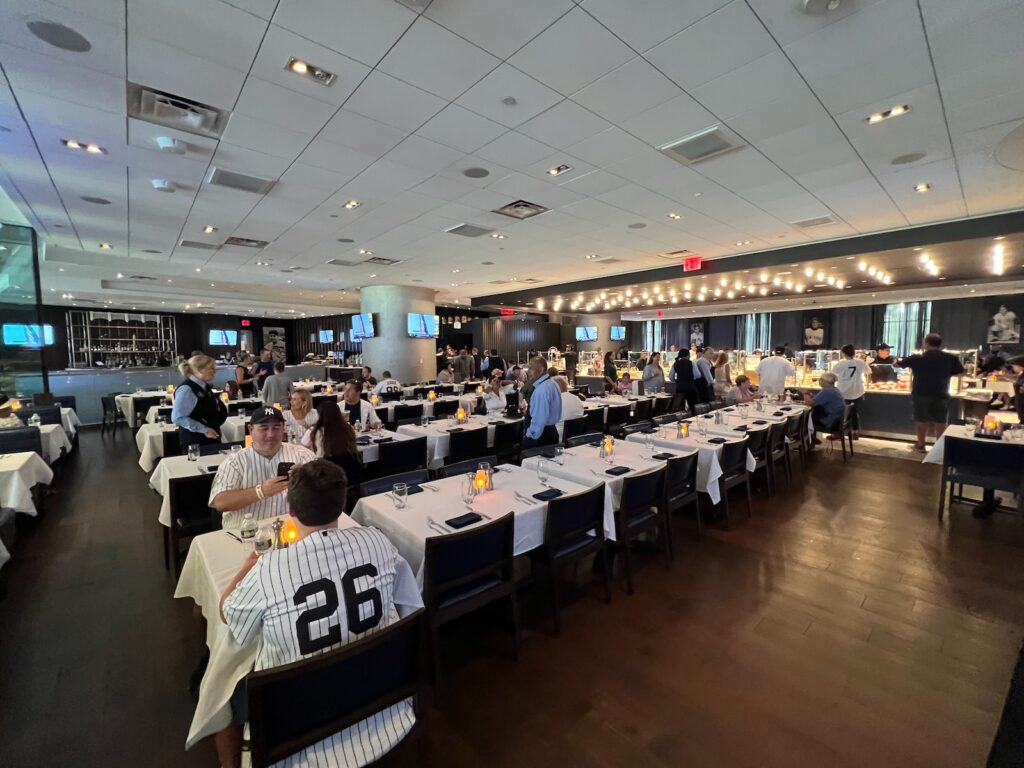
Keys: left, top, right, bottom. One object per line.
{"left": 500, "top": 308, "right": 514, "bottom": 316}
{"left": 240, "top": 319, "right": 251, "bottom": 327}
{"left": 682, "top": 256, "right": 703, "bottom": 272}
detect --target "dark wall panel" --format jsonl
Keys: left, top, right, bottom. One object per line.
{"left": 707, "top": 316, "right": 737, "bottom": 349}
{"left": 290, "top": 314, "right": 362, "bottom": 363}
{"left": 470, "top": 317, "right": 562, "bottom": 365}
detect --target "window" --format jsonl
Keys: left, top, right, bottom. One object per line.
{"left": 738, "top": 313, "right": 771, "bottom": 352}
{"left": 643, "top": 320, "right": 662, "bottom": 352}
{"left": 882, "top": 302, "right": 932, "bottom": 356}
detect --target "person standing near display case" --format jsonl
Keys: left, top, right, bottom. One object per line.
{"left": 897, "top": 333, "right": 964, "bottom": 452}
{"left": 832, "top": 345, "right": 870, "bottom": 439}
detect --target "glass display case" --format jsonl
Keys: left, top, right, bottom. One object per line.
{"left": 67, "top": 310, "right": 177, "bottom": 369}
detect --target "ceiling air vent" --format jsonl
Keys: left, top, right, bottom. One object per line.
{"left": 326, "top": 258, "right": 362, "bottom": 267}
{"left": 792, "top": 215, "right": 838, "bottom": 229}
{"left": 365, "top": 256, "right": 401, "bottom": 266}
{"left": 224, "top": 236, "right": 270, "bottom": 248}
{"left": 445, "top": 223, "right": 494, "bottom": 238}
{"left": 127, "top": 82, "right": 228, "bottom": 139}
{"left": 207, "top": 167, "right": 276, "bottom": 195}
{"left": 658, "top": 249, "right": 694, "bottom": 260}
{"left": 659, "top": 126, "right": 744, "bottom": 165}
{"left": 179, "top": 240, "right": 219, "bottom": 250}
{"left": 493, "top": 200, "right": 548, "bottom": 220}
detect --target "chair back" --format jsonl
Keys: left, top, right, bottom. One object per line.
{"left": 632, "top": 399, "right": 652, "bottom": 421}
{"left": 18, "top": 405, "right": 61, "bottom": 425}
{"left": 785, "top": 413, "right": 802, "bottom": 442}
{"left": 583, "top": 408, "right": 605, "bottom": 433}
{"left": 651, "top": 396, "right": 669, "bottom": 417}
{"left": 101, "top": 395, "right": 120, "bottom": 416}
{"left": 544, "top": 484, "right": 606, "bottom": 550}
{"left": 840, "top": 403, "right": 853, "bottom": 432}
{"left": 0, "top": 426, "right": 43, "bottom": 457}
{"left": 719, "top": 438, "right": 749, "bottom": 475}
{"left": 668, "top": 393, "right": 686, "bottom": 413}
{"left": 393, "top": 403, "right": 423, "bottom": 422}
{"left": 134, "top": 395, "right": 165, "bottom": 425}
{"left": 605, "top": 404, "right": 631, "bottom": 428}
{"left": 561, "top": 416, "right": 587, "bottom": 442}
{"left": 447, "top": 427, "right": 488, "bottom": 463}
{"left": 359, "top": 469, "right": 429, "bottom": 497}
{"left": 168, "top": 473, "right": 216, "bottom": 524}
{"left": 310, "top": 393, "right": 336, "bottom": 409}
{"left": 247, "top": 609, "right": 426, "bottom": 768}
{"left": 492, "top": 420, "right": 523, "bottom": 455}
{"left": 380, "top": 390, "right": 403, "bottom": 402}
{"left": 374, "top": 407, "right": 389, "bottom": 425}
{"left": 745, "top": 427, "right": 769, "bottom": 460}
{"left": 652, "top": 414, "right": 678, "bottom": 426}
{"left": 693, "top": 403, "right": 710, "bottom": 415}
{"left": 162, "top": 430, "right": 183, "bottom": 459}
{"left": 708, "top": 399, "right": 725, "bottom": 411}
{"left": 379, "top": 436, "right": 427, "bottom": 474}
{"left": 424, "top": 514, "right": 515, "bottom": 601}
{"left": 566, "top": 432, "right": 603, "bottom": 448}
{"left": 665, "top": 453, "right": 699, "bottom": 499}
{"left": 53, "top": 395, "right": 77, "bottom": 410}
{"left": 438, "top": 455, "right": 498, "bottom": 478}
{"left": 432, "top": 399, "right": 459, "bottom": 418}
{"left": 769, "top": 422, "right": 788, "bottom": 455}
{"left": 32, "top": 392, "right": 56, "bottom": 407}
{"left": 619, "top": 467, "right": 666, "bottom": 520}
{"left": 621, "top": 422, "right": 652, "bottom": 436}
{"left": 227, "top": 401, "right": 250, "bottom": 415}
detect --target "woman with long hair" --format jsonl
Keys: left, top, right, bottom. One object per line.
{"left": 302, "top": 400, "right": 362, "bottom": 491}
{"left": 172, "top": 353, "right": 227, "bottom": 451}
{"left": 712, "top": 351, "right": 731, "bottom": 397}
{"left": 235, "top": 353, "right": 257, "bottom": 398}
{"left": 643, "top": 352, "right": 665, "bottom": 394}
{"left": 602, "top": 350, "right": 618, "bottom": 392}
{"left": 284, "top": 389, "right": 317, "bottom": 443}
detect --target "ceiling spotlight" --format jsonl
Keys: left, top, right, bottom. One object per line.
{"left": 546, "top": 164, "right": 572, "bottom": 177}
{"left": 343, "top": 199, "right": 361, "bottom": 209}
{"left": 993, "top": 244, "right": 1005, "bottom": 275}
{"left": 195, "top": 267, "right": 201, "bottom": 272}
{"left": 99, "top": 242, "right": 112, "bottom": 250}
{"left": 116, "top": 272, "right": 123, "bottom": 278}
{"left": 726, "top": 291, "right": 735, "bottom": 299}
{"left": 62, "top": 138, "right": 106, "bottom": 154}
{"left": 826, "top": 275, "right": 836, "bottom": 286}
{"left": 857, "top": 261, "right": 867, "bottom": 271}
{"left": 490, "top": 233, "right": 506, "bottom": 239}
{"left": 772, "top": 276, "right": 781, "bottom": 285}
{"left": 285, "top": 57, "right": 336, "bottom": 86}
{"left": 815, "top": 272, "right": 825, "bottom": 281}
{"left": 918, "top": 253, "right": 930, "bottom": 263}
{"left": 867, "top": 266, "right": 877, "bottom": 276}
{"left": 202, "top": 225, "right": 218, "bottom": 234}
{"left": 358, "top": 249, "right": 373, "bottom": 256}
{"left": 804, "top": 267, "right": 814, "bottom": 277}
{"left": 866, "top": 104, "right": 911, "bottom": 124}
{"left": 914, "top": 183, "right": 932, "bottom": 193}
{"left": 795, "top": 283, "right": 805, "bottom": 293}
{"left": 759, "top": 287, "right": 768, "bottom": 295}
{"left": 585, "top": 254, "right": 600, "bottom": 260}
{"left": 784, "top": 280, "right": 793, "bottom": 289}
{"left": 667, "top": 212, "right": 681, "bottom": 220}
{"left": 881, "top": 275, "right": 892, "bottom": 284}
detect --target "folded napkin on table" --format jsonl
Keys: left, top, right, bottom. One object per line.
{"left": 641, "top": 427, "right": 658, "bottom": 433}
{"left": 733, "top": 425, "right": 748, "bottom": 431}
{"left": 651, "top": 452, "right": 676, "bottom": 460}
{"left": 752, "top": 419, "right": 767, "bottom": 425}
{"left": 445, "top": 512, "right": 482, "bottom": 529}
{"left": 446, "top": 427, "right": 464, "bottom": 433}
{"left": 532, "top": 488, "right": 564, "bottom": 501}
{"left": 707, "top": 437, "right": 727, "bottom": 444}
{"left": 372, "top": 437, "right": 393, "bottom": 444}
{"left": 605, "top": 466, "right": 632, "bottom": 476}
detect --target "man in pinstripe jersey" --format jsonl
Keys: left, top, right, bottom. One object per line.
{"left": 217, "top": 460, "right": 422, "bottom": 767}
{"left": 211, "top": 406, "right": 316, "bottom": 528}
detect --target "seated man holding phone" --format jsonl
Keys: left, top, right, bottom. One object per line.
{"left": 210, "top": 406, "right": 316, "bottom": 528}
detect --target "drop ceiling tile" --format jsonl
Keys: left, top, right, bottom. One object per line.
{"left": 211, "top": 142, "right": 293, "bottom": 179}
{"left": 509, "top": 8, "right": 635, "bottom": 96}
{"left": 127, "top": 34, "right": 248, "bottom": 109}
{"left": 745, "top": 0, "right": 886, "bottom": 46}
{"left": 385, "top": 135, "right": 466, "bottom": 175}
{"left": 621, "top": 93, "right": 717, "bottom": 148}
{"left": 426, "top": 0, "right": 573, "bottom": 59}
{"left": 18, "top": 91, "right": 126, "bottom": 149}
{"left": 317, "top": 109, "right": 408, "bottom": 157}
{"left": 726, "top": 87, "right": 829, "bottom": 145}
{"left": 250, "top": 24, "right": 370, "bottom": 106}
{"left": 457, "top": 65, "right": 563, "bottom": 128}
{"left": 295, "top": 138, "right": 377, "bottom": 178}
{"left": 234, "top": 76, "right": 339, "bottom": 133}
{"left": 518, "top": 100, "right": 610, "bottom": 149}
{"left": 0, "top": 43, "right": 124, "bottom": 116}
{"left": 690, "top": 50, "right": 805, "bottom": 121}
{"left": 756, "top": 119, "right": 862, "bottom": 179}
{"left": 566, "top": 126, "right": 651, "bottom": 168}
{"left": 486, "top": 172, "right": 585, "bottom": 210}
{"left": 476, "top": 131, "right": 556, "bottom": 168}
{"left": 378, "top": 16, "right": 500, "bottom": 101}
{"left": 581, "top": 0, "right": 732, "bottom": 52}
{"left": 221, "top": 113, "right": 313, "bottom": 159}
{"left": 646, "top": 1, "right": 778, "bottom": 91}
{"left": 437, "top": 154, "right": 515, "bottom": 189}
{"left": 571, "top": 58, "right": 683, "bottom": 124}
{"left": 273, "top": 0, "right": 416, "bottom": 68}
{"left": 345, "top": 71, "right": 447, "bottom": 132}
{"left": 415, "top": 105, "right": 507, "bottom": 153}
{"left": 557, "top": 169, "right": 629, "bottom": 197}
{"left": 412, "top": 175, "right": 478, "bottom": 202}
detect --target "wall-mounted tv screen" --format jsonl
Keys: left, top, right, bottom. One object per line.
{"left": 318, "top": 329, "right": 334, "bottom": 343}
{"left": 575, "top": 326, "right": 598, "bottom": 342}
{"left": 208, "top": 329, "right": 237, "bottom": 346}
{"left": 2, "top": 323, "right": 55, "bottom": 347}
{"left": 407, "top": 313, "right": 439, "bottom": 338}
{"left": 350, "top": 313, "right": 375, "bottom": 340}
{"left": 610, "top": 325, "right": 626, "bottom": 341}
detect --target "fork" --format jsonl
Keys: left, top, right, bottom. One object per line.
{"left": 427, "top": 515, "right": 451, "bottom": 532}
{"left": 420, "top": 483, "right": 439, "bottom": 492}
{"left": 513, "top": 491, "right": 535, "bottom": 506}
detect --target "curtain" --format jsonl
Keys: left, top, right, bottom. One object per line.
{"left": 738, "top": 313, "right": 772, "bottom": 352}
{"left": 882, "top": 302, "right": 932, "bottom": 356}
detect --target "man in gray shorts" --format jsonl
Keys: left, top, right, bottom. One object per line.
{"left": 897, "top": 333, "right": 964, "bottom": 451}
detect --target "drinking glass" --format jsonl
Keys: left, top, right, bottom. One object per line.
{"left": 462, "top": 473, "right": 477, "bottom": 504}
{"left": 536, "top": 458, "right": 550, "bottom": 487}
{"left": 965, "top": 417, "right": 979, "bottom": 431}
{"left": 447, "top": 415, "right": 455, "bottom": 428}
{"left": 643, "top": 433, "right": 653, "bottom": 454}
{"left": 552, "top": 446, "right": 565, "bottom": 465}
{"left": 392, "top": 483, "right": 408, "bottom": 509}
{"left": 420, "top": 415, "right": 430, "bottom": 428}
{"left": 187, "top": 444, "right": 200, "bottom": 462}
{"left": 697, "top": 420, "right": 707, "bottom": 438}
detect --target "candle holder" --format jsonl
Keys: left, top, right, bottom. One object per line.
{"left": 220, "top": 392, "right": 229, "bottom": 403}
{"left": 244, "top": 435, "right": 253, "bottom": 448}
{"left": 427, "top": 390, "right": 437, "bottom": 401}
{"left": 370, "top": 394, "right": 380, "bottom": 406}
{"left": 473, "top": 468, "right": 489, "bottom": 492}
{"left": 678, "top": 422, "right": 689, "bottom": 438}
{"left": 455, "top": 407, "right": 467, "bottom": 424}
{"left": 975, "top": 418, "right": 1004, "bottom": 440}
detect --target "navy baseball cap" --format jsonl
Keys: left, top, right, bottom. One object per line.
{"left": 249, "top": 406, "right": 285, "bottom": 425}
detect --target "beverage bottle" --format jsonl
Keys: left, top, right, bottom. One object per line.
{"left": 240, "top": 512, "right": 257, "bottom": 540}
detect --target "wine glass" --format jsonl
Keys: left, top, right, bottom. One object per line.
{"left": 392, "top": 483, "right": 408, "bottom": 509}
{"left": 536, "top": 458, "right": 550, "bottom": 487}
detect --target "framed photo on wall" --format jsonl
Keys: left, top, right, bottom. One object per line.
{"left": 987, "top": 303, "right": 1020, "bottom": 344}
{"left": 262, "top": 326, "right": 287, "bottom": 363}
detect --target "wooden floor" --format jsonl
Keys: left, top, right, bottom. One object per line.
{"left": 1, "top": 430, "right": 1022, "bottom": 768}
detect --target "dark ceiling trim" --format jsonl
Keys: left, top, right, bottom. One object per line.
{"left": 471, "top": 209, "right": 1024, "bottom": 307}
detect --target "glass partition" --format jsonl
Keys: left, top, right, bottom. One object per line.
{"left": 0, "top": 223, "right": 45, "bottom": 398}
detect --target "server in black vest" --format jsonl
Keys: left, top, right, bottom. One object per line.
{"left": 669, "top": 350, "right": 701, "bottom": 410}
{"left": 172, "top": 353, "right": 227, "bottom": 451}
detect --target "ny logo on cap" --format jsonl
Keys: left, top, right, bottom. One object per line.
{"left": 264, "top": 408, "right": 274, "bottom": 415}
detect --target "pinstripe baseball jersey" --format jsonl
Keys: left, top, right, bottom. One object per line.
{"left": 223, "top": 526, "right": 423, "bottom": 768}
{"left": 209, "top": 443, "right": 316, "bottom": 528}
{"left": 338, "top": 400, "right": 381, "bottom": 430}
{"left": 283, "top": 409, "right": 318, "bottom": 444}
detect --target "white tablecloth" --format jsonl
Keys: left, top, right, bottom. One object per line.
{"left": 146, "top": 398, "right": 263, "bottom": 424}
{"left": 220, "top": 416, "right": 248, "bottom": 444}
{"left": 174, "top": 515, "right": 362, "bottom": 749}
{"left": 396, "top": 415, "right": 520, "bottom": 469}
{"left": 0, "top": 452, "right": 54, "bottom": 569}
{"left": 522, "top": 439, "right": 675, "bottom": 512}
{"left": 38, "top": 424, "right": 72, "bottom": 465}
{"left": 149, "top": 453, "right": 230, "bottom": 526}
{"left": 351, "top": 463, "right": 610, "bottom": 586}
{"left": 60, "top": 407, "right": 81, "bottom": 436}
{"left": 136, "top": 422, "right": 179, "bottom": 472}
{"left": 116, "top": 391, "right": 168, "bottom": 425}
{"left": 922, "top": 423, "right": 1023, "bottom": 465}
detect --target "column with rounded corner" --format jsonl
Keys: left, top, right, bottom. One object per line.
{"left": 359, "top": 285, "right": 436, "bottom": 385}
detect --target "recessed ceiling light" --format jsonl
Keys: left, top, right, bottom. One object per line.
{"left": 27, "top": 20, "right": 91, "bottom": 52}
{"left": 368, "top": 273, "right": 377, "bottom": 278}
{"left": 490, "top": 233, "right": 506, "bottom": 239}
{"left": 451, "top": 269, "right": 460, "bottom": 273}
{"left": 195, "top": 267, "right": 201, "bottom": 272}
{"left": 867, "top": 104, "right": 911, "bottom": 124}
{"left": 285, "top": 57, "right": 336, "bottom": 86}
{"left": 203, "top": 225, "right": 218, "bottom": 234}
{"left": 546, "top": 164, "right": 572, "bottom": 177}
{"left": 116, "top": 272, "right": 123, "bottom": 278}
{"left": 63, "top": 139, "right": 106, "bottom": 154}
{"left": 914, "top": 182, "right": 931, "bottom": 193}
{"left": 585, "top": 254, "right": 600, "bottom": 260}
{"left": 358, "top": 249, "right": 373, "bottom": 256}
{"left": 99, "top": 242, "right": 112, "bottom": 250}
{"left": 343, "top": 199, "right": 361, "bottom": 209}
{"left": 667, "top": 212, "right": 681, "bottom": 220}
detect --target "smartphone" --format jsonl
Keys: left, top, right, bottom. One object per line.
{"left": 276, "top": 461, "right": 294, "bottom": 478}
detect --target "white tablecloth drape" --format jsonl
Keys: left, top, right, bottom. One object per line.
{"left": 115, "top": 391, "right": 168, "bottom": 425}
{"left": 0, "top": 452, "right": 54, "bottom": 569}
{"left": 38, "top": 424, "right": 72, "bottom": 465}
{"left": 149, "top": 453, "right": 231, "bottom": 526}
{"left": 60, "top": 407, "right": 81, "bottom": 436}
{"left": 922, "top": 423, "right": 1023, "bottom": 465}
{"left": 136, "top": 422, "right": 180, "bottom": 472}
{"left": 396, "top": 416, "right": 522, "bottom": 469}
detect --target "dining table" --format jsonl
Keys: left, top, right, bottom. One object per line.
{"left": 0, "top": 451, "right": 54, "bottom": 569}
{"left": 395, "top": 415, "right": 523, "bottom": 469}
{"left": 115, "top": 390, "right": 168, "bottom": 425}
{"left": 37, "top": 423, "right": 72, "bottom": 465}
{"left": 136, "top": 421, "right": 180, "bottom": 472}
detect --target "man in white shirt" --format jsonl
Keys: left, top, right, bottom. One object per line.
{"left": 218, "top": 459, "right": 423, "bottom": 768}
{"left": 554, "top": 375, "right": 585, "bottom": 425}
{"left": 209, "top": 406, "right": 316, "bottom": 528}
{"left": 832, "top": 344, "right": 870, "bottom": 437}
{"left": 756, "top": 347, "right": 796, "bottom": 397}
{"left": 371, "top": 371, "right": 402, "bottom": 396}
{"left": 339, "top": 380, "right": 382, "bottom": 430}
{"left": 695, "top": 347, "right": 716, "bottom": 402}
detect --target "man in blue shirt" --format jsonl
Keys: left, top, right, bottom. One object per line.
{"left": 805, "top": 371, "right": 845, "bottom": 436}
{"left": 522, "top": 356, "right": 561, "bottom": 448}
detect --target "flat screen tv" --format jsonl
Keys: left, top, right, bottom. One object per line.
{"left": 318, "top": 329, "right": 334, "bottom": 343}
{"left": 208, "top": 329, "right": 237, "bottom": 346}
{"left": 351, "top": 313, "right": 375, "bottom": 340}
{"left": 407, "top": 313, "right": 439, "bottom": 338}
{"left": 2, "top": 323, "right": 55, "bottom": 347}
{"left": 575, "top": 326, "right": 598, "bottom": 342}
{"left": 610, "top": 325, "right": 626, "bottom": 341}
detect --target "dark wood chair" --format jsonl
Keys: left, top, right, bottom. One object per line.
{"left": 446, "top": 427, "right": 489, "bottom": 464}
{"left": 604, "top": 405, "right": 631, "bottom": 435}
{"left": 247, "top": 609, "right": 426, "bottom": 768}
{"left": 561, "top": 416, "right": 587, "bottom": 444}
{"left": 532, "top": 483, "right": 610, "bottom": 635}
{"left": 360, "top": 469, "right": 430, "bottom": 497}
{"left": 566, "top": 432, "right": 603, "bottom": 448}
{"left": 0, "top": 426, "right": 43, "bottom": 459}
{"left": 692, "top": 403, "right": 711, "bottom": 416}
{"left": 379, "top": 436, "right": 428, "bottom": 475}
{"left": 784, "top": 412, "right": 807, "bottom": 470}
{"left": 431, "top": 399, "right": 459, "bottom": 418}
{"left": 133, "top": 395, "right": 165, "bottom": 429}
{"left": 614, "top": 467, "right": 669, "bottom": 595}
{"left": 437, "top": 455, "right": 498, "bottom": 478}
{"left": 937, "top": 437, "right": 1024, "bottom": 519}
{"left": 161, "top": 430, "right": 184, "bottom": 460}
{"left": 767, "top": 422, "right": 791, "bottom": 493}
{"left": 665, "top": 452, "right": 701, "bottom": 537}
{"left": 826, "top": 403, "right": 855, "bottom": 461}
{"left": 717, "top": 438, "right": 751, "bottom": 529}
{"left": 651, "top": 396, "right": 669, "bottom": 417}
{"left": 166, "top": 473, "right": 218, "bottom": 575}
{"left": 744, "top": 427, "right": 771, "bottom": 494}
{"left": 583, "top": 408, "right": 605, "bottom": 434}
{"left": 17, "top": 405, "right": 61, "bottom": 425}
{"left": 100, "top": 394, "right": 126, "bottom": 436}
{"left": 423, "top": 514, "right": 518, "bottom": 681}
{"left": 31, "top": 392, "right": 56, "bottom": 407}
{"left": 631, "top": 399, "right": 652, "bottom": 422}
{"left": 652, "top": 413, "right": 678, "bottom": 426}
{"left": 492, "top": 420, "right": 523, "bottom": 465}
